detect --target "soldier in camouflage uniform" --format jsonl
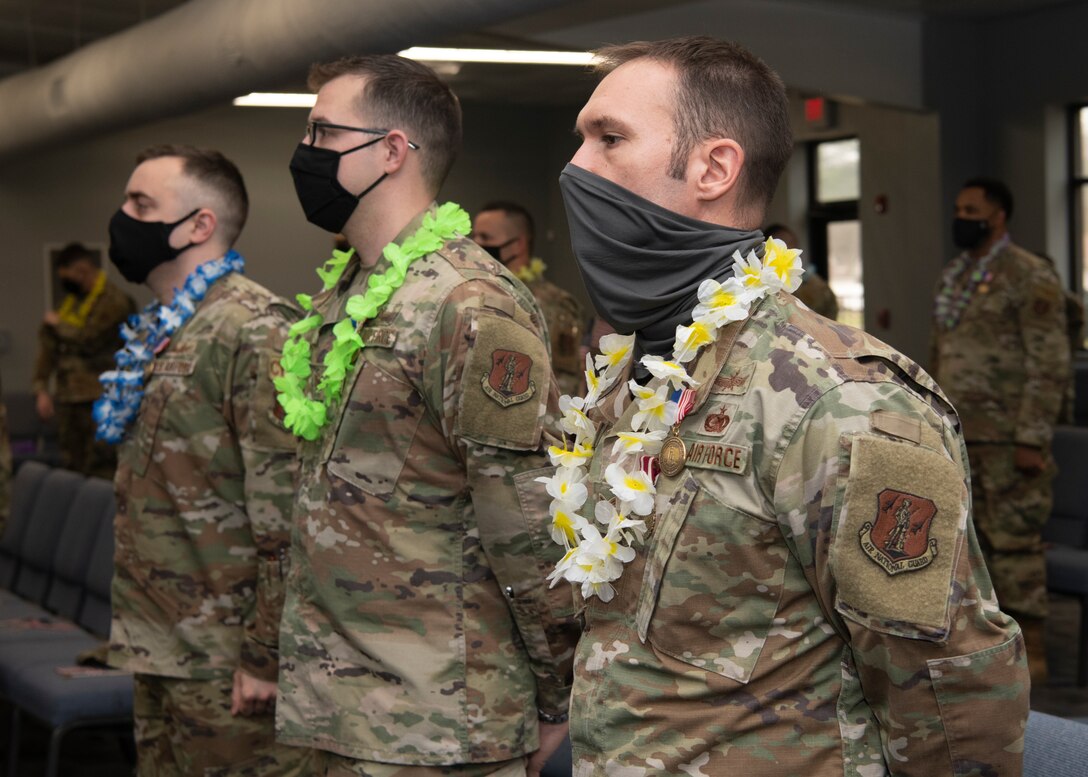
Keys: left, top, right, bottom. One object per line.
{"left": 931, "top": 178, "right": 1068, "bottom": 684}
{"left": 766, "top": 223, "right": 839, "bottom": 320}
{"left": 33, "top": 242, "right": 135, "bottom": 477}
{"left": 104, "top": 145, "right": 308, "bottom": 776}
{"left": 277, "top": 56, "right": 579, "bottom": 777}
{"left": 557, "top": 37, "right": 1028, "bottom": 775}
{"left": 473, "top": 202, "right": 586, "bottom": 395}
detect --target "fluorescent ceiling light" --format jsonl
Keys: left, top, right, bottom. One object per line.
{"left": 233, "top": 92, "right": 316, "bottom": 108}
{"left": 399, "top": 46, "right": 596, "bottom": 66}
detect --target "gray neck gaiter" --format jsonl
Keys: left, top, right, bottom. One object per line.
{"left": 559, "top": 164, "right": 763, "bottom": 371}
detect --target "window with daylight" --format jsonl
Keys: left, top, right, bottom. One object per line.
{"left": 808, "top": 137, "right": 863, "bottom": 329}
{"left": 1071, "top": 105, "right": 1088, "bottom": 311}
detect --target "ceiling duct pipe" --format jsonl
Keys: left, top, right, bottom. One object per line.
{"left": 0, "top": 0, "right": 576, "bottom": 159}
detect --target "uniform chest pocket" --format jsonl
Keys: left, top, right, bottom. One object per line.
{"left": 324, "top": 355, "right": 425, "bottom": 502}
{"left": 636, "top": 476, "right": 789, "bottom": 683}
{"left": 123, "top": 384, "right": 171, "bottom": 479}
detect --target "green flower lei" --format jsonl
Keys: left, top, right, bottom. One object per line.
{"left": 275, "top": 202, "right": 471, "bottom": 440}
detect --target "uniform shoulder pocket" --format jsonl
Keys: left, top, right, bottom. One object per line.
{"left": 456, "top": 311, "right": 548, "bottom": 451}
{"left": 832, "top": 433, "right": 968, "bottom": 640}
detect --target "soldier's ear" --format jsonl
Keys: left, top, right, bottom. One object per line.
{"left": 188, "top": 208, "right": 219, "bottom": 245}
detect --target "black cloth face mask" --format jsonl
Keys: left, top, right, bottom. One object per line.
{"left": 559, "top": 163, "right": 764, "bottom": 364}
{"left": 481, "top": 238, "right": 517, "bottom": 265}
{"left": 952, "top": 217, "right": 991, "bottom": 250}
{"left": 60, "top": 279, "right": 83, "bottom": 296}
{"left": 108, "top": 208, "right": 199, "bottom": 284}
{"left": 289, "top": 137, "right": 387, "bottom": 234}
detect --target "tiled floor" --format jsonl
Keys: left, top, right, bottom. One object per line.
{"left": 7, "top": 593, "right": 1088, "bottom": 775}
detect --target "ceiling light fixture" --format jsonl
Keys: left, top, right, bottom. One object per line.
{"left": 233, "top": 92, "right": 316, "bottom": 108}
{"left": 234, "top": 47, "right": 595, "bottom": 107}
{"left": 398, "top": 46, "right": 596, "bottom": 66}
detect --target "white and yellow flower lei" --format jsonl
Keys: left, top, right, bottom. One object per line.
{"left": 540, "top": 237, "right": 803, "bottom": 601}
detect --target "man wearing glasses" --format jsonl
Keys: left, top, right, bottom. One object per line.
{"left": 275, "top": 55, "right": 579, "bottom": 777}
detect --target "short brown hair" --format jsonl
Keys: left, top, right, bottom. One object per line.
{"left": 479, "top": 200, "right": 534, "bottom": 253}
{"left": 56, "top": 242, "right": 99, "bottom": 268}
{"left": 308, "top": 55, "right": 462, "bottom": 195}
{"left": 136, "top": 144, "right": 249, "bottom": 246}
{"left": 594, "top": 37, "right": 792, "bottom": 214}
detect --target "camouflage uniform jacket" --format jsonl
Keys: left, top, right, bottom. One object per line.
{"left": 571, "top": 292, "right": 1028, "bottom": 777}
{"left": 794, "top": 272, "right": 839, "bottom": 320}
{"left": 109, "top": 272, "right": 297, "bottom": 682}
{"left": 930, "top": 242, "right": 1068, "bottom": 449}
{"left": 33, "top": 279, "right": 135, "bottom": 402}
{"left": 527, "top": 275, "right": 585, "bottom": 395}
{"left": 277, "top": 208, "right": 580, "bottom": 765}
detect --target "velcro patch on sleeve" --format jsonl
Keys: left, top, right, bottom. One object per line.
{"left": 833, "top": 434, "right": 966, "bottom": 635}
{"left": 456, "top": 311, "right": 548, "bottom": 451}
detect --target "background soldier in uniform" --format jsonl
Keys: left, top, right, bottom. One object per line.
{"left": 765, "top": 222, "right": 839, "bottom": 320}
{"left": 275, "top": 55, "right": 579, "bottom": 777}
{"left": 931, "top": 177, "right": 1069, "bottom": 683}
{"left": 33, "top": 241, "right": 135, "bottom": 477}
{"left": 100, "top": 145, "right": 307, "bottom": 776}
{"left": 554, "top": 37, "right": 1028, "bottom": 776}
{"left": 473, "top": 201, "right": 585, "bottom": 395}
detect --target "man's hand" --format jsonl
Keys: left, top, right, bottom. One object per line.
{"left": 42, "top": 311, "right": 60, "bottom": 327}
{"left": 1014, "top": 445, "right": 1046, "bottom": 475}
{"left": 230, "top": 669, "right": 277, "bottom": 717}
{"left": 35, "top": 391, "right": 54, "bottom": 421}
{"left": 527, "top": 720, "right": 569, "bottom": 777}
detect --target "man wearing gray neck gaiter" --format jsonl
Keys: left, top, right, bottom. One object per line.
{"left": 555, "top": 35, "right": 1027, "bottom": 777}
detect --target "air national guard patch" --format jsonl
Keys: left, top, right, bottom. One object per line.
{"left": 482, "top": 349, "right": 536, "bottom": 407}
{"left": 833, "top": 434, "right": 964, "bottom": 634}
{"left": 859, "top": 489, "right": 938, "bottom": 575}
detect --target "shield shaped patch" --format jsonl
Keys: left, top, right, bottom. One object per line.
{"left": 481, "top": 349, "right": 536, "bottom": 407}
{"left": 859, "top": 489, "right": 939, "bottom": 575}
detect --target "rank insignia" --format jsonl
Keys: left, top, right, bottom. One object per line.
{"left": 481, "top": 349, "right": 536, "bottom": 407}
{"left": 859, "top": 489, "right": 939, "bottom": 575}
{"left": 701, "top": 402, "right": 736, "bottom": 436}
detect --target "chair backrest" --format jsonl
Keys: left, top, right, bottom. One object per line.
{"left": 1024, "top": 711, "right": 1088, "bottom": 777}
{"left": 44, "top": 478, "right": 115, "bottom": 620}
{"left": 1045, "top": 426, "right": 1088, "bottom": 547}
{"left": 78, "top": 508, "right": 116, "bottom": 638}
{"left": 0, "top": 460, "right": 49, "bottom": 587}
{"left": 10, "top": 468, "right": 84, "bottom": 605}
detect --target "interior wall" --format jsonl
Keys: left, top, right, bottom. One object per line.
{"left": 983, "top": 2, "right": 1088, "bottom": 286}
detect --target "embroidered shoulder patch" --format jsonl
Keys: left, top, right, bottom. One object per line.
{"left": 482, "top": 349, "right": 536, "bottom": 407}
{"left": 833, "top": 434, "right": 966, "bottom": 634}
{"left": 859, "top": 489, "right": 938, "bottom": 575}
{"left": 456, "top": 311, "right": 548, "bottom": 451}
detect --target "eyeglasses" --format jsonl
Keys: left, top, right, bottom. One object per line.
{"left": 305, "top": 121, "right": 420, "bottom": 150}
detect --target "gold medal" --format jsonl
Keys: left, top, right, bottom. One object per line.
{"left": 658, "top": 432, "right": 687, "bottom": 478}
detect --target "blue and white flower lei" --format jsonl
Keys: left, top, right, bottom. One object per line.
{"left": 94, "top": 251, "right": 245, "bottom": 444}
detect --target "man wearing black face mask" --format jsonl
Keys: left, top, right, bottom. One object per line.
{"left": 473, "top": 201, "right": 585, "bottom": 395}
{"left": 277, "top": 55, "right": 577, "bottom": 777}
{"left": 555, "top": 37, "right": 1027, "bottom": 777}
{"left": 101, "top": 145, "right": 308, "bottom": 776}
{"left": 32, "top": 241, "right": 134, "bottom": 477}
{"left": 930, "top": 177, "right": 1069, "bottom": 685}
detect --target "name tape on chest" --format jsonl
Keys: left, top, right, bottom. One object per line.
{"left": 683, "top": 440, "right": 750, "bottom": 475}
{"left": 361, "top": 326, "right": 398, "bottom": 349}
{"left": 152, "top": 356, "right": 196, "bottom": 376}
